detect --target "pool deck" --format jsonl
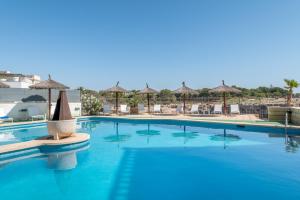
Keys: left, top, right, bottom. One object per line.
{"left": 0, "top": 133, "right": 90, "bottom": 154}
{"left": 80, "top": 114, "right": 299, "bottom": 129}
{"left": 0, "top": 114, "right": 298, "bottom": 129}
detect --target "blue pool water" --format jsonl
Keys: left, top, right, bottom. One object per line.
{"left": 1, "top": 118, "right": 300, "bottom": 200}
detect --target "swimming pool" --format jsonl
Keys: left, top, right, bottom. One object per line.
{"left": 1, "top": 118, "right": 300, "bottom": 200}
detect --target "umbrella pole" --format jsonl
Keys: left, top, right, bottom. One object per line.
{"left": 223, "top": 92, "right": 227, "bottom": 115}
{"left": 48, "top": 88, "right": 51, "bottom": 120}
{"left": 116, "top": 92, "right": 119, "bottom": 114}
{"left": 147, "top": 93, "right": 150, "bottom": 114}
{"left": 183, "top": 93, "right": 186, "bottom": 115}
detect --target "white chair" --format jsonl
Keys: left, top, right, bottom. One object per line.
{"left": 213, "top": 104, "right": 223, "bottom": 114}
{"left": 120, "top": 104, "right": 129, "bottom": 114}
{"left": 176, "top": 104, "right": 183, "bottom": 114}
{"left": 138, "top": 104, "right": 145, "bottom": 113}
{"left": 0, "top": 108, "right": 13, "bottom": 123}
{"left": 189, "top": 104, "right": 199, "bottom": 114}
{"left": 103, "top": 104, "right": 112, "bottom": 115}
{"left": 27, "top": 107, "right": 46, "bottom": 121}
{"left": 153, "top": 104, "right": 161, "bottom": 113}
{"left": 230, "top": 104, "right": 240, "bottom": 114}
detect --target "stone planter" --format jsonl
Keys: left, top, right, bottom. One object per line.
{"left": 130, "top": 107, "right": 138, "bottom": 114}
{"left": 47, "top": 119, "right": 76, "bottom": 140}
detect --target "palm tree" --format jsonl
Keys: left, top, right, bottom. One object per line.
{"left": 284, "top": 79, "right": 299, "bottom": 106}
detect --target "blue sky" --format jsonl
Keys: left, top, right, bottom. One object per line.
{"left": 0, "top": 0, "right": 300, "bottom": 90}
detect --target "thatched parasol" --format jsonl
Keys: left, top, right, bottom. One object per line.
{"left": 105, "top": 82, "right": 127, "bottom": 114}
{"left": 209, "top": 80, "right": 241, "bottom": 114}
{"left": 174, "top": 82, "right": 196, "bottom": 114}
{"left": 52, "top": 90, "right": 72, "bottom": 121}
{"left": 139, "top": 83, "right": 158, "bottom": 113}
{"left": 30, "top": 75, "right": 69, "bottom": 119}
{"left": 0, "top": 82, "right": 9, "bottom": 88}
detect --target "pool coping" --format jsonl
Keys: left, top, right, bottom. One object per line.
{"left": 0, "top": 133, "right": 90, "bottom": 155}
{"left": 0, "top": 115, "right": 298, "bottom": 130}
{"left": 78, "top": 115, "right": 300, "bottom": 130}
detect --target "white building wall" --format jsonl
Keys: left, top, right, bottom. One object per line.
{"left": 0, "top": 102, "right": 81, "bottom": 120}
{"left": 3, "top": 81, "right": 32, "bottom": 88}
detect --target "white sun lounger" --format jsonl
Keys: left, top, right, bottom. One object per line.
{"left": 120, "top": 104, "right": 129, "bottom": 114}
{"left": 189, "top": 104, "right": 199, "bottom": 114}
{"left": 0, "top": 108, "right": 13, "bottom": 123}
{"left": 138, "top": 104, "right": 145, "bottom": 113}
{"left": 153, "top": 104, "right": 161, "bottom": 113}
{"left": 103, "top": 104, "right": 112, "bottom": 115}
{"left": 230, "top": 104, "right": 240, "bottom": 114}
{"left": 27, "top": 107, "right": 46, "bottom": 121}
{"left": 213, "top": 104, "right": 223, "bottom": 114}
{"left": 176, "top": 104, "right": 183, "bottom": 114}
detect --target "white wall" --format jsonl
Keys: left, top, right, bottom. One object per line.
{"left": 3, "top": 81, "right": 32, "bottom": 88}
{"left": 0, "top": 102, "right": 81, "bottom": 120}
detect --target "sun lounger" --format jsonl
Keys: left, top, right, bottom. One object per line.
{"left": 189, "top": 104, "right": 199, "bottom": 114}
{"left": 153, "top": 104, "right": 161, "bottom": 113}
{"left": 120, "top": 104, "right": 129, "bottom": 114}
{"left": 213, "top": 104, "right": 223, "bottom": 114}
{"left": 138, "top": 104, "right": 145, "bottom": 113}
{"left": 103, "top": 104, "right": 112, "bottom": 115}
{"left": 176, "top": 104, "right": 183, "bottom": 114}
{"left": 27, "top": 106, "right": 46, "bottom": 121}
{"left": 230, "top": 104, "right": 240, "bottom": 114}
{"left": 0, "top": 108, "right": 13, "bottom": 123}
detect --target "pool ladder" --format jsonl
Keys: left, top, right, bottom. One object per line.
{"left": 285, "top": 112, "right": 289, "bottom": 144}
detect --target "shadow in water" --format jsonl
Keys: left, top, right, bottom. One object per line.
{"left": 136, "top": 124, "right": 160, "bottom": 144}
{"left": 210, "top": 129, "right": 241, "bottom": 149}
{"left": 268, "top": 133, "right": 300, "bottom": 153}
{"left": 286, "top": 136, "right": 300, "bottom": 153}
{"left": 171, "top": 125, "right": 198, "bottom": 144}
{"left": 104, "top": 122, "right": 131, "bottom": 149}
{"left": 46, "top": 143, "right": 89, "bottom": 194}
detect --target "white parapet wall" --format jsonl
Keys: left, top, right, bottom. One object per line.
{"left": 268, "top": 106, "right": 300, "bottom": 125}
{"left": 291, "top": 107, "right": 300, "bottom": 125}
{"left": 0, "top": 102, "right": 81, "bottom": 120}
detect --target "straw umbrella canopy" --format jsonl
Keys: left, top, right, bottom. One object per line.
{"left": 139, "top": 83, "right": 158, "bottom": 113}
{"left": 209, "top": 80, "right": 241, "bottom": 114}
{"left": 30, "top": 75, "right": 69, "bottom": 119}
{"left": 173, "top": 82, "right": 196, "bottom": 114}
{"left": 0, "top": 82, "right": 9, "bottom": 88}
{"left": 105, "top": 82, "right": 127, "bottom": 114}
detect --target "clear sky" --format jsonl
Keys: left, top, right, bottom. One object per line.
{"left": 0, "top": 0, "right": 300, "bottom": 90}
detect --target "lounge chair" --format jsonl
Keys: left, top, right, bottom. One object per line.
{"left": 138, "top": 104, "right": 145, "bottom": 113}
{"left": 0, "top": 108, "right": 13, "bottom": 123}
{"left": 230, "top": 104, "right": 240, "bottom": 114}
{"left": 213, "top": 104, "right": 223, "bottom": 114}
{"left": 189, "top": 104, "right": 199, "bottom": 114}
{"left": 153, "top": 104, "right": 161, "bottom": 113}
{"left": 103, "top": 104, "right": 112, "bottom": 115}
{"left": 120, "top": 104, "right": 129, "bottom": 114}
{"left": 27, "top": 106, "right": 46, "bottom": 121}
{"left": 176, "top": 104, "right": 183, "bottom": 114}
